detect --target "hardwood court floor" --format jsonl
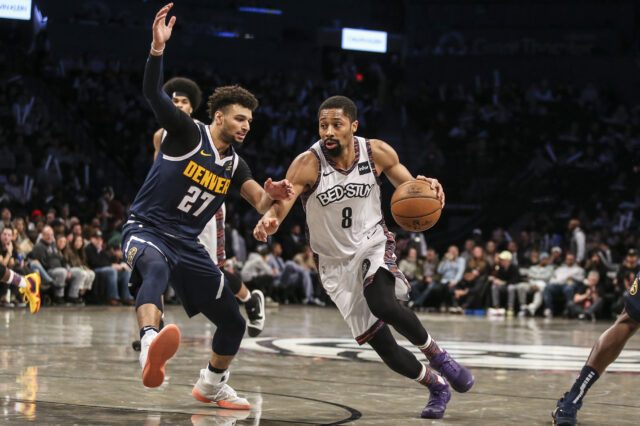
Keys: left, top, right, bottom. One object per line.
{"left": 1, "top": 304, "right": 638, "bottom": 425}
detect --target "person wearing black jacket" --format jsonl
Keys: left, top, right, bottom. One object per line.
{"left": 28, "top": 225, "right": 67, "bottom": 303}
{"left": 85, "top": 230, "right": 133, "bottom": 306}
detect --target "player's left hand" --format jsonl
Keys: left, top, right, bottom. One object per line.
{"left": 264, "top": 178, "right": 294, "bottom": 201}
{"left": 416, "top": 175, "right": 445, "bottom": 207}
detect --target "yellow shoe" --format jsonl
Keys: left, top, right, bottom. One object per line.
{"left": 19, "top": 272, "right": 41, "bottom": 314}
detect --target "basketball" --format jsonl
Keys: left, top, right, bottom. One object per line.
{"left": 391, "top": 180, "right": 442, "bottom": 232}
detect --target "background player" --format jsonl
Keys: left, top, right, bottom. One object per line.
{"left": 254, "top": 95, "right": 474, "bottom": 419}
{"left": 552, "top": 272, "right": 640, "bottom": 425}
{"left": 124, "top": 3, "right": 292, "bottom": 409}
{"left": 0, "top": 264, "right": 40, "bottom": 313}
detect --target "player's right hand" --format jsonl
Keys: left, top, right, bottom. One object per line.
{"left": 253, "top": 217, "right": 280, "bottom": 242}
{"left": 152, "top": 3, "right": 176, "bottom": 52}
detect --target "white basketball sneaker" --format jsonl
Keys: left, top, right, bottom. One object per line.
{"left": 192, "top": 369, "right": 250, "bottom": 410}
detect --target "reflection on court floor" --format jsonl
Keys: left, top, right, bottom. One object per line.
{"left": 0, "top": 306, "right": 638, "bottom": 425}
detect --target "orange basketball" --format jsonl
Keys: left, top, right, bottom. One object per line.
{"left": 391, "top": 180, "right": 442, "bottom": 232}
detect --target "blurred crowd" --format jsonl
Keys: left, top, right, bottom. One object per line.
{"left": 396, "top": 218, "right": 639, "bottom": 321}
{"left": 1, "top": 35, "right": 639, "bottom": 316}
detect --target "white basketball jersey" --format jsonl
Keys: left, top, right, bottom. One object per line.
{"left": 303, "top": 137, "right": 383, "bottom": 260}
{"left": 199, "top": 203, "right": 226, "bottom": 268}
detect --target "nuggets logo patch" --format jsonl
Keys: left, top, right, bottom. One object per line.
{"left": 631, "top": 277, "right": 638, "bottom": 296}
{"left": 361, "top": 259, "right": 371, "bottom": 279}
{"left": 127, "top": 247, "right": 138, "bottom": 266}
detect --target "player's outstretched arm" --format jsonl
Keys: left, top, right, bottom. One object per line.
{"left": 239, "top": 178, "right": 294, "bottom": 214}
{"left": 150, "top": 3, "right": 175, "bottom": 55}
{"left": 142, "top": 3, "right": 199, "bottom": 156}
{"left": 253, "top": 152, "right": 318, "bottom": 242}
{"left": 370, "top": 139, "right": 445, "bottom": 207}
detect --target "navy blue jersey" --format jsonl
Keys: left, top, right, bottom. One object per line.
{"left": 129, "top": 122, "right": 238, "bottom": 239}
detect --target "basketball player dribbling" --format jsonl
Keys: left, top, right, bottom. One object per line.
{"left": 254, "top": 95, "right": 474, "bottom": 418}
{"left": 552, "top": 272, "right": 640, "bottom": 425}
{"left": 132, "top": 76, "right": 265, "bottom": 351}
{"left": 0, "top": 265, "right": 40, "bottom": 313}
{"left": 122, "top": 3, "right": 292, "bottom": 408}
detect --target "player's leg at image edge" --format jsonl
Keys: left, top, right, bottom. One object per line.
{"left": 552, "top": 308, "right": 639, "bottom": 425}
{"left": 0, "top": 264, "right": 40, "bottom": 313}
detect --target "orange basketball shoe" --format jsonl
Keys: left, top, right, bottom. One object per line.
{"left": 140, "top": 324, "right": 181, "bottom": 388}
{"left": 192, "top": 369, "right": 250, "bottom": 410}
{"left": 20, "top": 272, "right": 41, "bottom": 314}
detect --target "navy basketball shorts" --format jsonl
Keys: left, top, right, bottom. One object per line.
{"left": 623, "top": 272, "right": 640, "bottom": 323}
{"left": 122, "top": 221, "right": 237, "bottom": 317}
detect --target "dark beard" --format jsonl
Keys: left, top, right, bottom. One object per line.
{"left": 324, "top": 138, "right": 342, "bottom": 157}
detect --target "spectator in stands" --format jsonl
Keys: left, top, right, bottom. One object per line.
{"left": 28, "top": 225, "right": 68, "bottom": 304}
{"left": 410, "top": 248, "right": 438, "bottom": 306}
{"left": 241, "top": 245, "right": 275, "bottom": 299}
{"left": 398, "top": 248, "right": 423, "bottom": 288}
{"left": 51, "top": 218, "right": 66, "bottom": 238}
{"left": 543, "top": 253, "right": 585, "bottom": 317}
{"left": 67, "top": 222, "right": 83, "bottom": 244}
{"left": 489, "top": 251, "right": 521, "bottom": 315}
{"left": 550, "top": 246, "right": 563, "bottom": 266}
{"left": 566, "top": 271, "right": 605, "bottom": 321}
{"left": 512, "top": 251, "right": 554, "bottom": 317}
{"left": 0, "top": 226, "right": 23, "bottom": 306}
{"left": 568, "top": 219, "right": 586, "bottom": 264}
{"left": 460, "top": 239, "right": 475, "bottom": 263}
{"left": 410, "top": 245, "right": 464, "bottom": 309}
{"left": 281, "top": 224, "right": 305, "bottom": 260}
{"left": 85, "top": 230, "right": 132, "bottom": 305}
{"left": 0, "top": 207, "right": 11, "bottom": 232}
{"left": 507, "top": 241, "right": 521, "bottom": 267}
{"left": 12, "top": 218, "right": 33, "bottom": 254}
{"left": 63, "top": 234, "right": 94, "bottom": 301}
{"left": 485, "top": 240, "right": 497, "bottom": 268}
{"left": 292, "top": 245, "right": 324, "bottom": 306}
{"left": 611, "top": 248, "right": 640, "bottom": 314}
{"left": 55, "top": 234, "right": 84, "bottom": 304}
{"left": 454, "top": 245, "right": 491, "bottom": 312}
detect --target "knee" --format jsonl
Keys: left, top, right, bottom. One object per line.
{"left": 228, "top": 309, "right": 246, "bottom": 333}
{"left": 618, "top": 311, "right": 640, "bottom": 331}
{"left": 366, "top": 294, "right": 396, "bottom": 321}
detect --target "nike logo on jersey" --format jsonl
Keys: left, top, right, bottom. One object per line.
{"left": 323, "top": 170, "right": 335, "bottom": 177}
{"left": 200, "top": 150, "right": 212, "bottom": 157}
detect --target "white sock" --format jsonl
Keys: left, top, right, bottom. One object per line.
{"left": 6, "top": 270, "right": 26, "bottom": 288}
{"left": 204, "top": 366, "right": 227, "bottom": 385}
{"left": 417, "top": 335, "right": 432, "bottom": 350}
{"left": 239, "top": 292, "right": 251, "bottom": 303}
{"left": 140, "top": 329, "right": 158, "bottom": 347}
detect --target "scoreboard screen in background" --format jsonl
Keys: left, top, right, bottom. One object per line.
{"left": 0, "top": 0, "right": 31, "bottom": 20}
{"left": 341, "top": 28, "right": 387, "bottom": 53}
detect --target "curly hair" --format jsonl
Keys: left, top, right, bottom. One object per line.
{"left": 318, "top": 95, "right": 358, "bottom": 122}
{"left": 207, "top": 85, "right": 259, "bottom": 119}
{"left": 162, "top": 77, "right": 202, "bottom": 110}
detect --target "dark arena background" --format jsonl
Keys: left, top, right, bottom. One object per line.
{"left": 1, "top": 1, "right": 640, "bottom": 424}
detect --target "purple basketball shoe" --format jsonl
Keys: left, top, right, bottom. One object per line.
{"left": 421, "top": 379, "right": 451, "bottom": 419}
{"left": 429, "top": 349, "right": 474, "bottom": 393}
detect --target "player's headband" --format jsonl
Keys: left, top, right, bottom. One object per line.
{"left": 172, "top": 91, "right": 191, "bottom": 104}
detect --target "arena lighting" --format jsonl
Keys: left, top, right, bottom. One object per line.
{"left": 237, "top": 6, "right": 282, "bottom": 15}
{"left": 0, "top": 0, "right": 31, "bottom": 20}
{"left": 341, "top": 27, "right": 387, "bottom": 53}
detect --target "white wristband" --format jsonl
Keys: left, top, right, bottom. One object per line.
{"left": 150, "top": 42, "right": 164, "bottom": 54}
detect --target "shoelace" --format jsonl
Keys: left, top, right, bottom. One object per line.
{"left": 215, "top": 384, "right": 239, "bottom": 400}
{"left": 440, "top": 358, "right": 458, "bottom": 374}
